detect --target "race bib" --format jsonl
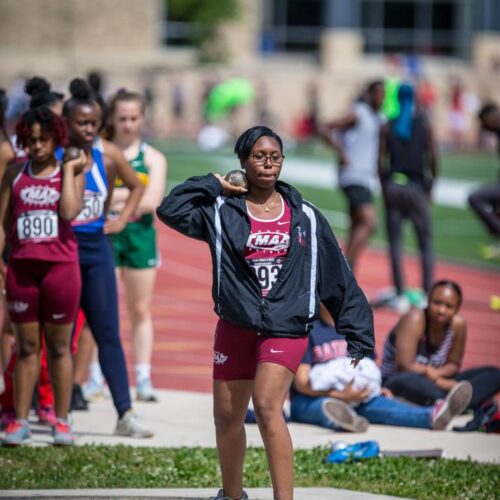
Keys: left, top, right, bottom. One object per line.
{"left": 248, "top": 257, "right": 284, "bottom": 296}
{"left": 17, "top": 210, "right": 58, "bottom": 241}
{"left": 74, "top": 191, "right": 105, "bottom": 223}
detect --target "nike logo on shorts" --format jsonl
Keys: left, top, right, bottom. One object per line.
{"left": 52, "top": 313, "right": 66, "bottom": 320}
{"left": 270, "top": 348, "right": 284, "bottom": 353}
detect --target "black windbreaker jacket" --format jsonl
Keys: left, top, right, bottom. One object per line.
{"left": 156, "top": 174, "right": 374, "bottom": 359}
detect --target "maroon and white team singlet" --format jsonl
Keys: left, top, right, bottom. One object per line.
{"left": 213, "top": 196, "right": 308, "bottom": 380}
{"left": 8, "top": 162, "right": 78, "bottom": 262}
{"left": 244, "top": 194, "right": 291, "bottom": 296}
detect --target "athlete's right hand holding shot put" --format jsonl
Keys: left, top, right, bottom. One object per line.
{"left": 156, "top": 126, "right": 374, "bottom": 500}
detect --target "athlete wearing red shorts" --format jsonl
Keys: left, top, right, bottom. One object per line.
{"left": 0, "top": 106, "right": 85, "bottom": 446}
{"left": 158, "top": 126, "right": 374, "bottom": 500}
{"left": 214, "top": 195, "right": 308, "bottom": 380}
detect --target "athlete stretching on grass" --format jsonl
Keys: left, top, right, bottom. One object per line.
{"left": 157, "top": 126, "right": 374, "bottom": 500}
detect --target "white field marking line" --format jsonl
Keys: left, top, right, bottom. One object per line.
{"left": 214, "top": 156, "right": 481, "bottom": 209}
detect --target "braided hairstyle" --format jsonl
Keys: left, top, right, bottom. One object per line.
{"left": 63, "top": 78, "right": 100, "bottom": 119}
{"left": 25, "top": 76, "right": 64, "bottom": 110}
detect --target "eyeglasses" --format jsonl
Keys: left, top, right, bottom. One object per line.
{"left": 250, "top": 153, "right": 285, "bottom": 166}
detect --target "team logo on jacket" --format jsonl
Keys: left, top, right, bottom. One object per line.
{"left": 20, "top": 185, "right": 60, "bottom": 206}
{"left": 246, "top": 231, "right": 290, "bottom": 251}
{"left": 213, "top": 351, "right": 228, "bottom": 365}
{"left": 297, "top": 226, "right": 307, "bottom": 247}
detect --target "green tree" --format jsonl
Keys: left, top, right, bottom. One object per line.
{"left": 166, "top": 0, "right": 240, "bottom": 62}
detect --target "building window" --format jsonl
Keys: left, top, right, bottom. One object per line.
{"left": 361, "top": 0, "right": 472, "bottom": 58}
{"left": 161, "top": 2, "right": 198, "bottom": 47}
{"left": 261, "top": 0, "right": 325, "bottom": 55}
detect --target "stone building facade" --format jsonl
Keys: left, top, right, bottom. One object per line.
{"left": 1, "top": 0, "right": 499, "bottom": 142}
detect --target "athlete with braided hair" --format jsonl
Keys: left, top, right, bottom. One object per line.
{"left": 63, "top": 78, "right": 152, "bottom": 438}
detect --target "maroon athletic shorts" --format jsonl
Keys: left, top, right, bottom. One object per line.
{"left": 6, "top": 259, "right": 81, "bottom": 325}
{"left": 213, "top": 318, "right": 308, "bottom": 380}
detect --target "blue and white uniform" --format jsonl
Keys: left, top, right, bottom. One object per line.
{"left": 67, "top": 139, "right": 131, "bottom": 416}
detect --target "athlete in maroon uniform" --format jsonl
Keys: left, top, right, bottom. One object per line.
{"left": 214, "top": 195, "right": 308, "bottom": 380}
{"left": 0, "top": 106, "right": 85, "bottom": 446}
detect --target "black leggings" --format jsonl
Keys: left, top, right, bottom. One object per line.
{"left": 383, "top": 181, "right": 433, "bottom": 294}
{"left": 468, "top": 182, "right": 500, "bottom": 236}
{"left": 384, "top": 366, "right": 500, "bottom": 409}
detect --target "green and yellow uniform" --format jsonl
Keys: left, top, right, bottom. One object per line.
{"left": 111, "top": 143, "right": 158, "bottom": 269}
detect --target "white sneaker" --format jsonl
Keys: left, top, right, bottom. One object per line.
{"left": 431, "top": 381, "right": 472, "bottom": 430}
{"left": 114, "top": 409, "right": 154, "bottom": 438}
{"left": 387, "top": 294, "right": 411, "bottom": 313}
{"left": 322, "top": 399, "right": 369, "bottom": 433}
{"left": 82, "top": 379, "right": 106, "bottom": 401}
{"left": 136, "top": 378, "right": 158, "bottom": 402}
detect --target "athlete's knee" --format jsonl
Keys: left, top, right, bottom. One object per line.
{"left": 16, "top": 338, "right": 39, "bottom": 359}
{"left": 45, "top": 339, "right": 71, "bottom": 360}
{"left": 468, "top": 191, "right": 484, "bottom": 211}
{"left": 129, "top": 302, "right": 151, "bottom": 324}
{"left": 213, "top": 406, "right": 244, "bottom": 433}
{"left": 253, "top": 395, "right": 283, "bottom": 428}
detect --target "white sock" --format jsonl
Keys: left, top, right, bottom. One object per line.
{"left": 135, "top": 363, "right": 151, "bottom": 384}
{"left": 89, "top": 362, "right": 104, "bottom": 385}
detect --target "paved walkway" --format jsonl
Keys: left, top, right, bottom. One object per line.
{"left": 0, "top": 487, "right": 408, "bottom": 499}
{"left": 17, "top": 389, "right": 500, "bottom": 462}
{"left": 2, "top": 388, "right": 497, "bottom": 498}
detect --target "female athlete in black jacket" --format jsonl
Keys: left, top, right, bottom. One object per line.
{"left": 157, "top": 126, "right": 374, "bottom": 500}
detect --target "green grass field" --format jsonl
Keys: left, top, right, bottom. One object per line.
{"left": 154, "top": 139, "right": 499, "bottom": 269}
{"left": 0, "top": 446, "right": 499, "bottom": 499}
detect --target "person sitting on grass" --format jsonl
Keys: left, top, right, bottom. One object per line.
{"left": 381, "top": 280, "right": 500, "bottom": 411}
{"left": 290, "top": 304, "right": 472, "bottom": 432}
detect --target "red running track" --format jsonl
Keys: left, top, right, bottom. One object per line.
{"left": 118, "top": 226, "right": 500, "bottom": 393}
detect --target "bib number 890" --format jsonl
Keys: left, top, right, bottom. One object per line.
{"left": 17, "top": 211, "right": 58, "bottom": 241}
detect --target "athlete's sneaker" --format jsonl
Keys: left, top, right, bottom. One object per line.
{"left": 114, "top": 409, "right": 154, "bottom": 438}
{"left": 82, "top": 379, "right": 106, "bottom": 401}
{"left": 387, "top": 294, "right": 411, "bottom": 313}
{"left": 52, "top": 419, "right": 75, "bottom": 446}
{"left": 37, "top": 405, "right": 58, "bottom": 426}
{"left": 71, "top": 384, "right": 89, "bottom": 411}
{"left": 0, "top": 410, "right": 16, "bottom": 430}
{"left": 209, "top": 489, "right": 249, "bottom": 500}
{"left": 431, "top": 381, "right": 473, "bottom": 430}
{"left": 371, "top": 288, "right": 411, "bottom": 313}
{"left": 136, "top": 378, "right": 158, "bottom": 402}
{"left": 322, "top": 399, "right": 369, "bottom": 433}
{"left": 1, "top": 419, "right": 31, "bottom": 446}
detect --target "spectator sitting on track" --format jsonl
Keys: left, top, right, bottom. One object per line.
{"left": 381, "top": 280, "right": 500, "bottom": 410}
{"left": 290, "top": 305, "right": 472, "bottom": 432}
